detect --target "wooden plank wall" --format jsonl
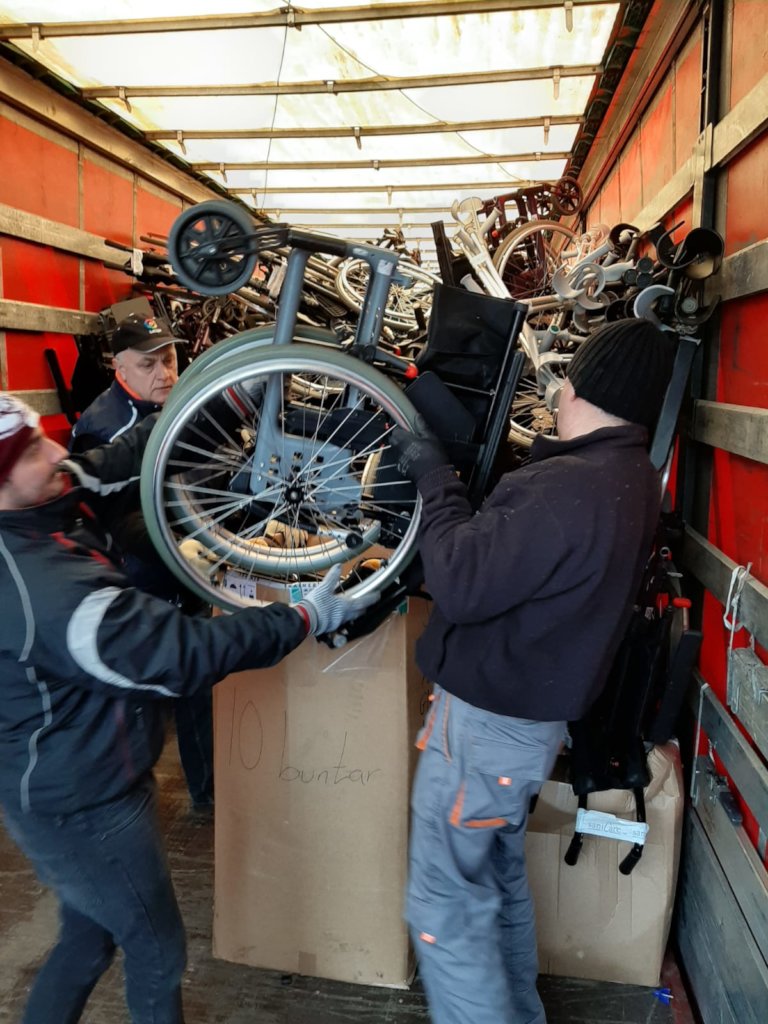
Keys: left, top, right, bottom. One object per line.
{"left": 694, "top": 0, "right": 768, "bottom": 866}
{"left": 583, "top": 0, "right": 768, "bottom": 859}
{"left": 578, "top": 1, "right": 768, "bottom": 1020}
{"left": 0, "top": 67, "right": 217, "bottom": 444}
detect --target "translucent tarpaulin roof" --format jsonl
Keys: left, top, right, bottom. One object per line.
{"left": 0, "top": 1, "right": 621, "bottom": 257}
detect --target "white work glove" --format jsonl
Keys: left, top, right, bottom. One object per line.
{"left": 294, "top": 564, "right": 378, "bottom": 636}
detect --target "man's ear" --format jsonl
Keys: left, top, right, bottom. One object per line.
{"left": 559, "top": 379, "right": 577, "bottom": 407}
{"left": 112, "top": 357, "right": 124, "bottom": 380}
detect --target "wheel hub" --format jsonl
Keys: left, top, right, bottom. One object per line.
{"left": 285, "top": 481, "right": 305, "bottom": 505}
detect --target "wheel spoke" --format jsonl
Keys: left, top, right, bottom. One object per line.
{"left": 173, "top": 438, "right": 244, "bottom": 471}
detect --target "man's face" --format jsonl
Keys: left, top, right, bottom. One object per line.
{"left": 0, "top": 429, "right": 68, "bottom": 510}
{"left": 114, "top": 343, "right": 178, "bottom": 404}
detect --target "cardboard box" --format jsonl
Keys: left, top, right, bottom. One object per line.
{"left": 212, "top": 600, "right": 431, "bottom": 987}
{"left": 526, "top": 742, "right": 684, "bottom": 987}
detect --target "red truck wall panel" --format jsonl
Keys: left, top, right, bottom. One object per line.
{"left": 673, "top": 32, "right": 703, "bottom": 171}
{"left": 729, "top": 0, "right": 768, "bottom": 107}
{"left": 584, "top": 4, "right": 768, "bottom": 867}
{"left": 135, "top": 185, "right": 182, "bottom": 243}
{"left": 617, "top": 130, "right": 642, "bottom": 221}
{"left": 1, "top": 114, "right": 79, "bottom": 225}
{"left": 0, "top": 109, "right": 193, "bottom": 444}
{"left": 639, "top": 86, "right": 674, "bottom": 206}
{"left": 698, "top": 5, "right": 768, "bottom": 856}
{"left": 82, "top": 158, "right": 135, "bottom": 312}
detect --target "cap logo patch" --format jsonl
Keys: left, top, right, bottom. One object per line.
{"left": 143, "top": 317, "right": 163, "bottom": 335}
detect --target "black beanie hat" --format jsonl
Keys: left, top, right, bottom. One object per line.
{"left": 566, "top": 318, "right": 677, "bottom": 433}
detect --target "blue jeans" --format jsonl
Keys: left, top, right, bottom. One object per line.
{"left": 2, "top": 775, "right": 186, "bottom": 1024}
{"left": 174, "top": 692, "right": 214, "bottom": 806}
{"left": 406, "top": 687, "right": 565, "bottom": 1024}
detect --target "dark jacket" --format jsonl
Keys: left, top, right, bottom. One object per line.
{"left": 0, "top": 421, "right": 305, "bottom": 816}
{"left": 414, "top": 425, "right": 661, "bottom": 722}
{"left": 69, "top": 379, "right": 181, "bottom": 600}
{"left": 70, "top": 378, "right": 160, "bottom": 450}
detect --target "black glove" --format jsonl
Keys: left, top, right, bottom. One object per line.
{"left": 62, "top": 413, "right": 160, "bottom": 492}
{"left": 389, "top": 414, "right": 451, "bottom": 485}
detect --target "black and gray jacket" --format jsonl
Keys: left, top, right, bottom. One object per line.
{"left": 0, "top": 421, "right": 305, "bottom": 816}
{"left": 414, "top": 425, "right": 662, "bottom": 723}
{"left": 69, "top": 381, "right": 177, "bottom": 599}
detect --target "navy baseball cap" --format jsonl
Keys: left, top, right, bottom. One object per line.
{"left": 111, "top": 313, "right": 176, "bottom": 355}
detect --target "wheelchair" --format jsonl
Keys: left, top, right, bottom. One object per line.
{"left": 140, "top": 200, "right": 526, "bottom": 620}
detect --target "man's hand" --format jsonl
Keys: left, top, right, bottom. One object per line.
{"left": 389, "top": 414, "right": 451, "bottom": 485}
{"left": 294, "top": 564, "right": 379, "bottom": 636}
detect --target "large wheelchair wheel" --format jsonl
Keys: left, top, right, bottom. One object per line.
{"left": 168, "top": 200, "right": 258, "bottom": 295}
{"left": 140, "top": 343, "right": 422, "bottom": 611}
{"left": 172, "top": 324, "right": 336, "bottom": 393}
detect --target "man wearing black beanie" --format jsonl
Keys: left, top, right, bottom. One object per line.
{"left": 389, "top": 318, "right": 677, "bottom": 1024}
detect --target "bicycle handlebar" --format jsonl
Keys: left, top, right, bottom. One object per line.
{"left": 286, "top": 227, "right": 352, "bottom": 259}
{"left": 250, "top": 224, "right": 291, "bottom": 251}
{"left": 252, "top": 224, "right": 400, "bottom": 264}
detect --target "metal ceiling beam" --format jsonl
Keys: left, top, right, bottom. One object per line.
{"left": 0, "top": 2, "right": 613, "bottom": 38}
{"left": 146, "top": 114, "right": 581, "bottom": 142}
{"left": 289, "top": 222, "right": 444, "bottom": 229}
{"left": 253, "top": 207, "right": 457, "bottom": 214}
{"left": 197, "top": 151, "right": 570, "bottom": 171}
{"left": 82, "top": 64, "right": 600, "bottom": 99}
{"left": 299, "top": 226, "right": 439, "bottom": 238}
{"left": 231, "top": 180, "right": 543, "bottom": 194}
{"left": 318, "top": 235, "right": 438, "bottom": 243}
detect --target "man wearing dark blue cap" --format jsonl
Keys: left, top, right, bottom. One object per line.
{"left": 71, "top": 312, "right": 179, "bottom": 449}
{"left": 389, "top": 318, "right": 677, "bottom": 1024}
{"left": 69, "top": 313, "right": 215, "bottom": 810}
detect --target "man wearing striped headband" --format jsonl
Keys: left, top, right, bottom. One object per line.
{"left": 0, "top": 393, "right": 374, "bottom": 1024}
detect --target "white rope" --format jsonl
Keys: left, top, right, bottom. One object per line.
{"left": 723, "top": 562, "right": 752, "bottom": 712}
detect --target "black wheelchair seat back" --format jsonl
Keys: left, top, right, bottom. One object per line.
{"left": 410, "top": 284, "right": 527, "bottom": 503}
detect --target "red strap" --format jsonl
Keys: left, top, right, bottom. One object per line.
{"left": 294, "top": 603, "right": 312, "bottom": 635}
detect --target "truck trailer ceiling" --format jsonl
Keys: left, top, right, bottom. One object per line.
{"left": 0, "top": 1, "right": 651, "bottom": 257}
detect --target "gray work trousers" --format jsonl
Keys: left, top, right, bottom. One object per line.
{"left": 405, "top": 686, "right": 565, "bottom": 1024}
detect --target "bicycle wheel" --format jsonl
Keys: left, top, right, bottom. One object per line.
{"left": 140, "top": 343, "right": 422, "bottom": 611}
{"left": 551, "top": 176, "right": 584, "bottom": 216}
{"left": 335, "top": 258, "right": 437, "bottom": 331}
{"left": 168, "top": 200, "right": 258, "bottom": 296}
{"left": 492, "top": 220, "right": 577, "bottom": 300}
{"left": 507, "top": 373, "right": 556, "bottom": 448}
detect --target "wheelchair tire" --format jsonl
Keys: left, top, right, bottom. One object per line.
{"left": 171, "top": 324, "right": 337, "bottom": 395}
